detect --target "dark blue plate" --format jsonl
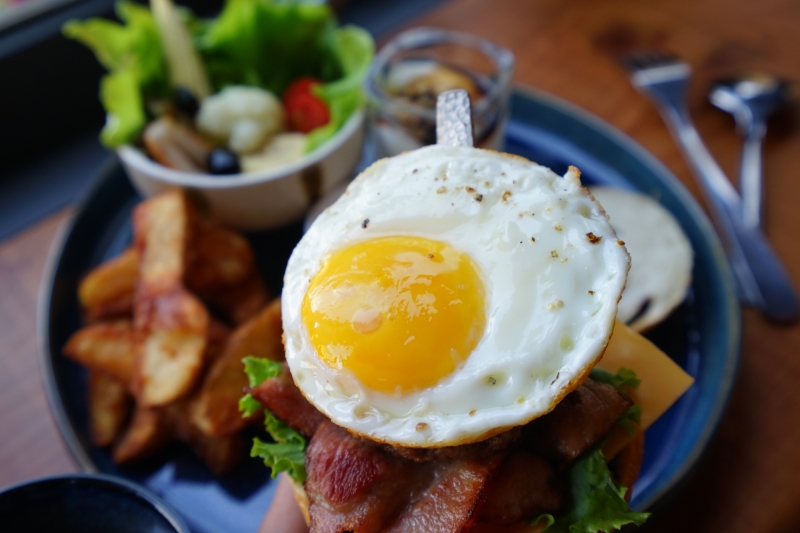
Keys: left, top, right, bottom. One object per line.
{"left": 38, "top": 87, "right": 740, "bottom": 532}
{"left": 0, "top": 473, "right": 189, "bottom": 533}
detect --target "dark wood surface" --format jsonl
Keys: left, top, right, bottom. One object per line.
{"left": 2, "top": 0, "right": 800, "bottom": 531}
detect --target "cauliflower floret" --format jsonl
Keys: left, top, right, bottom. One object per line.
{"left": 197, "top": 85, "right": 285, "bottom": 154}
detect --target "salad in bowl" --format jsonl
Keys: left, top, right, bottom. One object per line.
{"left": 65, "top": 0, "right": 374, "bottom": 228}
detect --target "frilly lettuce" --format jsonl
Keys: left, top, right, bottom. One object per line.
{"left": 533, "top": 368, "right": 649, "bottom": 532}
{"left": 64, "top": 2, "right": 168, "bottom": 147}
{"left": 241, "top": 356, "right": 307, "bottom": 484}
{"left": 534, "top": 447, "right": 650, "bottom": 533}
{"left": 63, "top": 0, "right": 374, "bottom": 150}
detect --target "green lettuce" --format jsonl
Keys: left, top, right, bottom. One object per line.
{"left": 306, "top": 24, "right": 374, "bottom": 152}
{"left": 535, "top": 447, "right": 650, "bottom": 532}
{"left": 241, "top": 356, "right": 308, "bottom": 484}
{"left": 531, "top": 367, "right": 648, "bottom": 531}
{"left": 64, "top": 0, "right": 374, "bottom": 150}
{"left": 589, "top": 367, "right": 641, "bottom": 392}
{"left": 64, "top": 1, "right": 168, "bottom": 147}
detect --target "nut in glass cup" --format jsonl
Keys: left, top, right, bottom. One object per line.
{"left": 366, "top": 27, "right": 515, "bottom": 158}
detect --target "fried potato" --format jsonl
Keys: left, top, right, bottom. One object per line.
{"left": 133, "top": 191, "right": 209, "bottom": 406}
{"left": 63, "top": 321, "right": 136, "bottom": 388}
{"left": 78, "top": 248, "right": 138, "bottom": 321}
{"left": 67, "top": 190, "right": 270, "bottom": 476}
{"left": 187, "top": 226, "right": 269, "bottom": 325}
{"left": 113, "top": 407, "right": 172, "bottom": 464}
{"left": 205, "top": 318, "right": 232, "bottom": 364}
{"left": 164, "top": 401, "right": 246, "bottom": 475}
{"left": 190, "top": 298, "right": 284, "bottom": 437}
{"left": 186, "top": 431, "right": 245, "bottom": 475}
{"left": 88, "top": 371, "right": 132, "bottom": 447}
{"left": 133, "top": 190, "right": 195, "bottom": 293}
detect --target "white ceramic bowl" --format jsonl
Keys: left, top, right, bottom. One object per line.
{"left": 118, "top": 110, "right": 365, "bottom": 230}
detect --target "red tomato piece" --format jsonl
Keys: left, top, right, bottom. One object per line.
{"left": 285, "top": 92, "right": 331, "bottom": 133}
{"left": 283, "top": 77, "right": 322, "bottom": 105}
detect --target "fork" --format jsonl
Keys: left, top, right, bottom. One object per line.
{"left": 624, "top": 51, "right": 798, "bottom": 322}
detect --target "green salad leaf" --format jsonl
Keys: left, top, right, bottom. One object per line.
{"left": 535, "top": 448, "right": 650, "bottom": 533}
{"left": 200, "top": 0, "right": 340, "bottom": 94}
{"left": 63, "top": 0, "right": 374, "bottom": 150}
{"left": 531, "top": 367, "right": 648, "bottom": 532}
{"left": 590, "top": 367, "right": 641, "bottom": 392}
{"left": 616, "top": 405, "right": 642, "bottom": 437}
{"left": 242, "top": 355, "right": 283, "bottom": 387}
{"left": 64, "top": 2, "right": 168, "bottom": 147}
{"left": 241, "top": 356, "right": 308, "bottom": 484}
{"left": 307, "top": 24, "right": 375, "bottom": 152}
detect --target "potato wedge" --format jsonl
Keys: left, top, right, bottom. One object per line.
{"left": 205, "top": 318, "right": 232, "bottom": 364}
{"left": 164, "top": 401, "right": 246, "bottom": 475}
{"left": 187, "top": 226, "right": 269, "bottom": 325}
{"left": 79, "top": 248, "right": 139, "bottom": 321}
{"left": 133, "top": 191, "right": 209, "bottom": 406}
{"left": 133, "top": 189, "right": 195, "bottom": 294}
{"left": 88, "top": 371, "right": 132, "bottom": 447}
{"left": 113, "top": 407, "right": 172, "bottom": 464}
{"left": 190, "top": 298, "right": 284, "bottom": 437}
{"left": 63, "top": 321, "right": 136, "bottom": 388}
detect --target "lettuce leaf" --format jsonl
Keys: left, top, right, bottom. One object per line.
{"left": 589, "top": 367, "right": 641, "bottom": 392}
{"left": 533, "top": 367, "right": 648, "bottom": 531}
{"left": 616, "top": 405, "right": 642, "bottom": 437}
{"left": 241, "top": 356, "right": 308, "bottom": 484}
{"left": 251, "top": 438, "right": 307, "bottom": 484}
{"left": 63, "top": 2, "right": 169, "bottom": 147}
{"left": 200, "top": 0, "right": 340, "bottom": 94}
{"left": 65, "top": 0, "right": 374, "bottom": 151}
{"left": 307, "top": 24, "right": 374, "bottom": 152}
{"left": 536, "top": 448, "right": 649, "bottom": 533}
{"left": 243, "top": 355, "right": 282, "bottom": 387}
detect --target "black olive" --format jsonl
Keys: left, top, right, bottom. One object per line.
{"left": 207, "top": 148, "right": 241, "bottom": 175}
{"left": 174, "top": 86, "right": 200, "bottom": 117}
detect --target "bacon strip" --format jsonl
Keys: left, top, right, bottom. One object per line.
{"left": 252, "top": 375, "right": 634, "bottom": 531}
{"left": 306, "top": 421, "right": 500, "bottom": 533}
{"left": 250, "top": 363, "right": 326, "bottom": 438}
{"left": 480, "top": 449, "right": 562, "bottom": 524}
{"left": 525, "top": 379, "right": 633, "bottom": 465}
{"left": 384, "top": 456, "right": 500, "bottom": 533}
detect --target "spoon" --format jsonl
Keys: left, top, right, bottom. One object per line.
{"left": 709, "top": 73, "right": 791, "bottom": 229}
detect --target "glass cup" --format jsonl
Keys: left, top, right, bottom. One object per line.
{"left": 366, "top": 27, "right": 515, "bottom": 158}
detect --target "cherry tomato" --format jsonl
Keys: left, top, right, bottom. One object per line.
{"left": 283, "top": 77, "right": 322, "bottom": 104}
{"left": 283, "top": 77, "right": 331, "bottom": 133}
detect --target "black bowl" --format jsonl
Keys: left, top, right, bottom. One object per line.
{"left": 0, "top": 474, "right": 190, "bottom": 533}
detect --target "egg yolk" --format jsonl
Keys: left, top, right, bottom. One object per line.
{"left": 301, "top": 236, "right": 487, "bottom": 393}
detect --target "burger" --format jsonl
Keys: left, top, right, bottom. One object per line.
{"left": 240, "top": 145, "right": 694, "bottom": 532}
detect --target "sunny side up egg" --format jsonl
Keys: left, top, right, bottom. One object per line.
{"left": 282, "top": 145, "right": 630, "bottom": 448}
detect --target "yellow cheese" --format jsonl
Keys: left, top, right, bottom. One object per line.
{"left": 597, "top": 320, "right": 694, "bottom": 430}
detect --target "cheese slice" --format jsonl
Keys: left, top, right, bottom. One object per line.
{"left": 599, "top": 320, "right": 694, "bottom": 458}
{"left": 597, "top": 320, "right": 694, "bottom": 430}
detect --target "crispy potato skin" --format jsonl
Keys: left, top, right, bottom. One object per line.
{"left": 191, "top": 298, "right": 283, "bottom": 437}
{"left": 87, "top": 371, "right": 132, "bottom": 447}
{"left": 132, "top": 191, "right": 209, "bottom": 407}
{"left": 63, "top": 321, "right": 136, "bottom": 388}
{"left": 65, "top": 190, "right": 274, "bottom": 474}
{"left": 79, "top": 248, "right": 139, "bottom": 322}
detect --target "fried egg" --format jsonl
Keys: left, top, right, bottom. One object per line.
{"left": 282, "top": 146, "right": 630, "bottom": 447}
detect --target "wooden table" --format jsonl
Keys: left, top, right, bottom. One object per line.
{"left": 2, "top": 0, "right": 800, "bottom": 531}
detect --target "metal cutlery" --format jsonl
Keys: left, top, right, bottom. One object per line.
{"left": 623, "top": 51, "right": 798, "bottom": 322}
{"left": 709, "top": 73, "right": 791, "bottom": 229}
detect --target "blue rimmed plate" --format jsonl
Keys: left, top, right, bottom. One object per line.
{"left": 38, "top": 87, "right": 740, "bottom": 532}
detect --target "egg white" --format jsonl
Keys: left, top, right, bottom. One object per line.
{"left": 282, "top": 145, "right": 630, "bottom": 447}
